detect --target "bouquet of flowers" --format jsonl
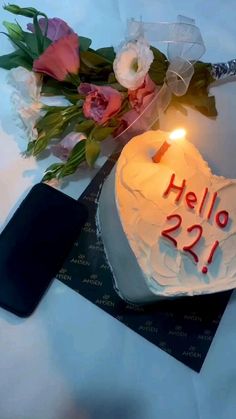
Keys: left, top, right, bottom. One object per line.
{"left": 0, "top": 4, "right": 220, "bottom": 181}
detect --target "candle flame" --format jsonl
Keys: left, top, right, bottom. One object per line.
{"left": 169, "top": 128, "right": 186, "bottom": 142}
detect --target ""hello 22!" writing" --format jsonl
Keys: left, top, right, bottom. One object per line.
{"left": 161, "top": 173, "right": 230, "bottom": 274}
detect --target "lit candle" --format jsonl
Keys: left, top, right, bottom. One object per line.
{"left": 152, "top": 129, "right": 186, "bottom": 163}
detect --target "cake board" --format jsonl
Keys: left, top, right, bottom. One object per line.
{"left": 57, "top": 152, "right": 232, "bottom": 372}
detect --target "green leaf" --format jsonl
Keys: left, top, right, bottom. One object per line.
{"left": 22, "top": 32, "right": 39, "bottom": 57}
{"left": 79, "top": 36, "right": 92, "bottom": 52}
{"left": 80, "top": 50, "right": 113, "bottom": 75}
{"left": 59, "top": 140, "right": 86, "bottom": 177}
{"left": 0, "top": 49, "right": 32, "bottom": 69}
{"left": 41, "top": 77, "right": 77, "bottom": 98}
{"left": 36, "top": 112, "right": 63, "bottom": 132}
{"left": 41, "top": 84, "right": 63, "bottom": 96}
{"left": 80, "top": 50, "right": 109, "bottom": 67}
{"left": 107, "top": 117, "right": 120, "bottom": 128}
{"left": 32, "top": 12, "right": 45, "bottom": 55}
{"left": 32, "top": 136, "right": 49, "bottom": 155}
{"left": 41, "top": 105, "right": 69, "bottom": 113}
{"left": 2, "top": 32, "right": 35, "bottom": 60}
{"left": 23, "top": 31, "right": 51, "bottom": 57}
{"left": 85, "top": 138, "right": 101, "bottom": 167}
{"left": 96, "top": 47, "right": 115, "bottom": 62}
{"left": 189, "top": 62, "right": 214, "bottom": 95}
{"left": 107, "top": 73, "right": 116, "bottom": 83}
{"left": 32, "top": 104, "right": 82, "bottom": 156}
{"left": 91, "top": 126, "right": 114, "bottom": 142}
{"left": 169, "top": 61, "right": 217, "bottom": 118}
{"left": 149, "top": 46, "right": 168, "bottom": 85}
{"left": 75, "top": 119, "right": 94, "bottom": 133}
{"left": 26, "top": 140, "right": 36, "bottom": 153}
{"left": 3, "top": 4, "right": 40, "bottom": 17}
{"left": 191, "top": 95, "right": 217, "bottom": 117}
{"left": 150, "top": 46, "right": 167, "bottom": 63}
{"left": 3, "top": 20, "right": 24, "bottom": 41}
{"left": 63, "top": 92, "right": 80, "bottom": 104}
{"left": 42, "top": 163, "right": 64, "bottom": 181}
{"left": 171, "top": 93, "right": 217, "bottom": 117}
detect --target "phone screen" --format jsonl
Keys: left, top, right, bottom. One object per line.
{"left": 0, "top": 183, "right": 88, "bottom": 317}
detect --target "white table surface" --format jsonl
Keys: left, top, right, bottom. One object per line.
{"left": 1, "top": 1, "right": 236, "bottom": 418}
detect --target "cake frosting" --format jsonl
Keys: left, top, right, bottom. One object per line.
{"left": 98, "top": 130, "right": 236, "bottom": 303}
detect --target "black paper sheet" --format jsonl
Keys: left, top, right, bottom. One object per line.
{"left": 57, "top": 153, "right": 232, "bottom": 372}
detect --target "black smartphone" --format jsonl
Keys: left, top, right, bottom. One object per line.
{"left": 0, "top": 183, "right": 88, "bottom": 317}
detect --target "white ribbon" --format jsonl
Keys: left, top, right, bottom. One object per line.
{"left": 116, "top": 16, "right": 205, "bottom": 144}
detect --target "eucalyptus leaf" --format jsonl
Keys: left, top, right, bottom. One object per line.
{"left": 85, "top": 138, "right": 101, "bottom": 167}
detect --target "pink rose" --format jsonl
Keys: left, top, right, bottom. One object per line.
{"left": 113, "top": 109, "right": 138, "bottom": 137}
{"left": 52, "top": 132, "right": 86, "bottom": 161}
{"left": 114, "top": 77, "right": 160, "bottom": 141}
{"left": 114, "top": 109, "right": 149, "bottom": 143}
{"left": 33, "top": 34, "right": 80, "bottom": 81}
{"left": 113, "top": 75, "right": 159, "bottom": 142}
{"left": 128, "top": 74, "right": 158, "bottom": 112}
{"left": 79, "top": 83, "right": 122, "bottom": 125}
{"left": 27, "top": 18, "right": 74, "bottom": 42}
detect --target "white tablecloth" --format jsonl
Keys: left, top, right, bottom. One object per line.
{"left": 1, "top": 1, "right": 236, "bottom": 418}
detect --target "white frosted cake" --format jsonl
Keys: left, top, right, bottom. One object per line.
{"left": 98, "top": 130, "right": 236, "bottom": 303}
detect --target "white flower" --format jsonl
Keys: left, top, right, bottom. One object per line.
{"left": 10, "top": 91, "right": 43, "bottom": 141}
{"left": 8, "top": 66, "right": 42, "bottom": 101}
{"left": 8, "top": 67, "right": 43, "bottom": 140}
{"left": 113, "top": 38, "right": 154, "bottom": 90}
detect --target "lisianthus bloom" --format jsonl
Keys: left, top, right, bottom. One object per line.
{"left": 79, "top": 83, "right": 122, "bottom": 125}
{"left": 27, "top": 17, "right": 74, "bottom": 42}
{"left": 114, "top": 75, "right": 159, "bottom": 140}
{"left": 52, "top": 132, "right": 86, "bottom": 161}
{"left": 113, "top": 38, "right": 154, "bottom": 90}
{"left": 8, "top": 67, "right": 43, "bottom": 140}
{"left": 128, "top": 74, "right": 158, "bottom": 112}
{"left": 33, "top": 33, "right": 80, "bottom": 81}
{"left": 114, "top": 107, "right": 155, "bottom": 143}
{"left": 113, "top": 109, "right": 138, "bottom": 138}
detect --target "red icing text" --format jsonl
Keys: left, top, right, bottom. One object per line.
{"left": 161, "top": 173, "right": 231, "bottom": 273}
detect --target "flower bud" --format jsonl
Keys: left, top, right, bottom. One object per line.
{"left": 3, "top": 4, "right": 39, "bottom": 17}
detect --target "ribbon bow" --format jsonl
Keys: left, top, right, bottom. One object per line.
{"left": 117, "top": 16, "right": 205, "bottom": 143}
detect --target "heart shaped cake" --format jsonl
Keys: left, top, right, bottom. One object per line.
{"left": 98, "top": 130, "right": 236, "bottom": 303}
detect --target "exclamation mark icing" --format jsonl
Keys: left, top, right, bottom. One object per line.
{"left": 202, "top": 240, "right": 219, "bottom": 274}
